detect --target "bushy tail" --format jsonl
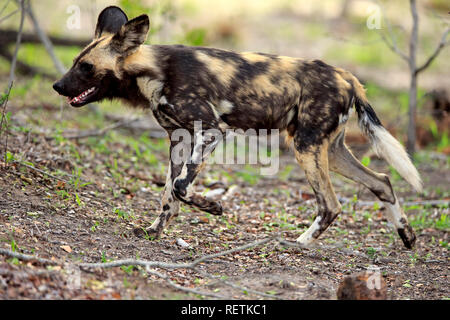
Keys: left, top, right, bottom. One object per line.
{"left": 343, "top": 72, "right": 422, "bottom": 192}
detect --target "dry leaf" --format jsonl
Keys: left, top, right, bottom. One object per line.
{"left": 60, "top": 245, "right": 72, "bottom": 253}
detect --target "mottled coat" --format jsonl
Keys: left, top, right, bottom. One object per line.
{"left": 53, "top": 6, "right": 422, "bottom": 248}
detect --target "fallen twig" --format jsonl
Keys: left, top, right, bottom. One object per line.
{"left": 0, "top": 248, "right": 57, "bottom": 265}
{"left": 145, "top": 268, "right": 227, "bottom": 299}
{"left": 194, "top": 267, "right": 282, "bottom": 300}
{"left": 78, "top": 237, "right": 274, "bottom": 270}
{"left": 12, "top": 160, "right": 70, "bottom": 183}
{"left": 0, "top": 237, "right": 276, "bottom": 299}
{"left": 277, "top": 238, "right": 368, "bottom": 259}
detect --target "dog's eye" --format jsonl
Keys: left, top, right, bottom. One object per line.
{"left": 80, "top": 62, "right": 93, "bottom": 73}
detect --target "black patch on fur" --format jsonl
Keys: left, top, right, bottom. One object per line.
{"left": 369, "top": 175, "right": 396, "bottom": 204}
{"left": 397, "top": 227, "right": 416, "bottom": 249}
{"left": 101, "top": 70, "right": 150, "bottom": 107}
{"left": 355, "top": 98, "right": 383, "bottom": 127}
{"left": 95, "top": 6, "right": 128, "bottom": 38}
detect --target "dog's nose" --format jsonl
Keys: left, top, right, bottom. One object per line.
{"left": 52, "top": 81, "right": 63, "bottom": 94}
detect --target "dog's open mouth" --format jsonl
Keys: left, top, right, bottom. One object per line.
{"left": 68, "top": 87, "right": 97, "bottom": 107}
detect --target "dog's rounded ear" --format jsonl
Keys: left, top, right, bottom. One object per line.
{"left": 111, "top": 14, "right": 150, "bottom": 54}
{"left": 95, "top": 6, "right": 128, "bottom": 39}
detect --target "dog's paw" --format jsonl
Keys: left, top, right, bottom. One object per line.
{"left": 133, "top": 227, "right": 160, "bottom": 240}
{"left": 397, "top": 226, "right": 416, "bottom": 249}
{"left": 295, "top": 234, "right": 315, "bottom": 248}
{"left": 204, "top": 201, "right": 223, "bottom": 216}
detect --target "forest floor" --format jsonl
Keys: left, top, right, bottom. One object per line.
{"left": 0, "top": 101, "right": 448, "bottom": 300}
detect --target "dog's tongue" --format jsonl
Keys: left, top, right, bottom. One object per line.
{"left": 69, "top": 87, "right": 95, "bottom": 104}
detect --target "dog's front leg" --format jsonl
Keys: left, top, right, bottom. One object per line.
{"left": 172, "top": 130, "right": 223, "bottom": 215}
{"left": 134, "top": 144, "right": 182, "bottom": 239}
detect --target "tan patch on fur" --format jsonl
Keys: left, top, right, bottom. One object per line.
{"left": 250, "top": 56, "right": 301, "bottom": 96}
{"left": 137, "top": 77, "right": 164, "bottom": 110}
{"left": 123, "top": 46, "right": 162, "bottom": 78}
{"left": 195, "top": 51, "right": 237, "bottom": 86}
{"left": 241, "top": 52, "right": 270, "bottom": 63}
{"left": 295, "top": 142, "right": 341, "bottom": 215}
{"left": 274, "top": 56, "right": 301, "bottom": 72}
{"left": 251, "top": 74, "right": 283, "bottom": 95}
{"left": 76, "top": 36, "right": 119, "bottom": 77}
{"left": 335, "top": 67, "right": 368, "bottom": 103}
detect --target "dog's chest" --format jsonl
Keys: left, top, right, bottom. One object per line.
{"left": 136, "top": 77, "right": 164, "bottom": 110}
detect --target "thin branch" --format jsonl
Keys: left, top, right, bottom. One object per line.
{"left": 0, "top": 29, "right": 89, "bottom": 47}
{"left": 0, "top": 46, "right": 55, "bottom": 79}
{"left": 379, "top": 32, "right": 409, "bottom": 62}
{"left": 378, "top": 0, "right": 409, "bottom": 62}
{"left": 14, "top": 1, "right": 100, "bottom": 113}
{"left": 0, "top": 0, "right": 12, "bottom": 16}
{"left": 16, "top": 0, "right": 66, "bottom": 74}
{"left": 415, "top": 27, "right": 450, "bottom": 75}
{"left": 1, "top": 0, "right": 26, "bottom": 165}
{"left": 189, "top": 237, "right": 274, "bottom": 266}
{"left": 7, "top": 0, "right": 26, "bottom": 89}
{"left": 0, "top": 8, "right": 18, "bottom": 24}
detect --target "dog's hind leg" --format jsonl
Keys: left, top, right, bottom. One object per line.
{"left": 328, "top": 131, "right": 416, "bottom": 248}
{"left": 294, "top": 142, "right": 342, "bottom": 246}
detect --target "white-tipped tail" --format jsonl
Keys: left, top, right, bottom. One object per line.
{"left": 371, "top": 126, "right": 423, "bottom": 192}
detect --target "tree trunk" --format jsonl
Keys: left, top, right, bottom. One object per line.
{"left": 407, "top": 0, "right": 419, "bottom": 156}
{"left": 407, "top": 73, "right": 417, "bottom": 155}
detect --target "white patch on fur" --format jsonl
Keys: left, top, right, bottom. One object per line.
{"left": 165, "top": 165, "right": 172, "bottom": 187}
{"left": 339, "top": 107, "right": 353, "bottom": 125}
{"left": 217, "top": 100, "right": 234, "bottom": 115}
{"left": 339, "top": 113, "right": 349, "bottom": 124}
{"left": 177, "top": 165, "right": 188, "bottom": 181}
{"left": 296, "top": 216, "right": 322, "bottom": 245}
{"left": 208, "top": 102, "right": 221, "bottom": 120}
{"left": 136, "top": 78, "right": 163, "bottom": 110}
{"left": 286, "top": 108, "right": 296, "bottom": 125}
{"left": 371, "top": 126, "right": 422, "bottom": 192}
{"left": 159, "top": 95, "right": 168, "bottom": 105}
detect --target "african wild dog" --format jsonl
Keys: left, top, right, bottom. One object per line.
{"left": 53, "top": 6, "right": 422, "bottom": 249}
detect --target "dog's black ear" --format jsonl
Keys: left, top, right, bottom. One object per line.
{"left": 95, "top": 6, "right": 128, "bottom": 39}
{"left": 111, "top": 14, "right": 150, "bottom": 54}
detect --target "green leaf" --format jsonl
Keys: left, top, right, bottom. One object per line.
{"left": 361, "top": 156, "right": 371, "bottom": 167}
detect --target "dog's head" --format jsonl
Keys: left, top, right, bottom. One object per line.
{"left": 53, "top": 6, "right": 149, "bottom": 107}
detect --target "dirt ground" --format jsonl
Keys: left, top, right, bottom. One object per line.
{"left": 0, "top": 101, "right": 448, "bottom": 300}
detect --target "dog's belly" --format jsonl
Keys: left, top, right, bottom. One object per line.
{"left": 218, "top": 101, "right": 296, "bottom": 132}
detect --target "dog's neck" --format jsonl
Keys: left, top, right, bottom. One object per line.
{"left": 122, "top": 45, "right": 165, "bottom": 80}
{"left": 108, "top": 46, "right": 165, "bottom": 109}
